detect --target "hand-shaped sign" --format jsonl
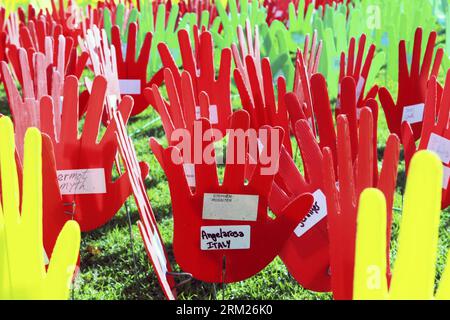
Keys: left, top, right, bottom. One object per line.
{"left": 82, "top": 25, "right": 121, "bottom": 118}
{"left": 147, "top": 67, "right": 228, "bottom": 143}
{"left": 158, "top": 29, "right": 232, "bottom": 135}
{"left": 286, "top": 73, "right": 379, "bottom": 173}
{"left": 1, "top": 49, "right": 64, "bottom": 159}
{"left": 113, "top": 110, "right": 176, "bottom": 300}
{"left": 353, "top": 151, "right": 450, "bottom": 300}
{"left": 290, "top": 33, "right": 322, "bottom": 133}
{"left": 379, "top": 28, "right": 443, "bottom": 140}
{"left": 111, "top": 22, "right": 164, "bottom": 116}
{"left": 337, "top": 34, "right": 378, "bottom": 114}
{"left": 39, "top": 75, "right": 143, "bottom": 232}
{"left": 402, "top": 72, "right": 450, "bottom": 209}
{"left": 151, "top": 112, "right": 313, "bottom": 283}
{"left": 0, "top": 117, "right": 80, "bottom": 300}
{"left": 269, "top": 120, "right": 331, "bottom": 292}
{"left": 322, "top": 110, "right": 400, "bottom": 300}
{"left": 234, "top": 55, "right": 291, "bottom": 155}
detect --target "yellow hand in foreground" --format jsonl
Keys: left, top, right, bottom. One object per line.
{"left": 0, "top": 117, "right": 80, "bottom": 300}
{"left": 353, "top": 151, "right": 450, "bottom": 300}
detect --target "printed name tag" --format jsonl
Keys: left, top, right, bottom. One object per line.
{"left": 356, "top": 76, "right": 365, "bottom": 100}
{"left": 57, "top": 168, "right": 107, "bottom": 195}
{"left": 402, "top": 103, "right": 425, "bottom": 124}
{"left": 294, "top": 189, "right": 328, "bottom": 237}
{"left": 119, "top": 79, "right": 141, "bottom": 95}
{"left": 443, "top": 166, "right": 450, "bottom": 189}
{"left": 202, "top": 194, "right": 259, "bottom": 221}
{"left": 427, "top": 133, "right": 450, "bottom": 164}
{"left": 183, "top": 163, "right": 196, "bottom": 187}
{"left": 195, "top": 105, "right": 219, "bottom": 124}
{"left": 201, "top": 225, "right": 251, "bottom": 250}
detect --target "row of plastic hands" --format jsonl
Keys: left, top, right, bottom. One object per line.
{"left": 149, "top": 96, "right": 450, "bottom": 299}
{"left": 144, "top": 25, "right": 449, "bottom": 298}
{"left": 1, "top": 108, "right": 448, "bottom": 300}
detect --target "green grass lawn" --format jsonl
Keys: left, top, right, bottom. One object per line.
{"left": 0, "top": 37, "right": 448, "bottom": 302}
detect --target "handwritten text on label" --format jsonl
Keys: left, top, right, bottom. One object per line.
{"left": 200, "top": 225, "right": 251, "bottom": 250}
{"left": 57, "top": 168, "right": 107, "bottom": 195}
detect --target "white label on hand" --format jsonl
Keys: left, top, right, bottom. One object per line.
{"left": 402, "top": 103, "right": 425, "bottom": 124}
{"left": 294, "top": 189, "right": 328, "bottom": 237}
{"left": 356, "top": 76, "right": 365, "bottom": 100}
{"left": 195, "top": 105, "right": 219, "bottom": 124}
{"left": 201, "top": 225, "right": 251, "bottom": 250}
{"left": 443, "top": 166, "right": 450, "bottom": 189}
{"left": 209, "top": 105, "right": 219, "bottom": 124}
{"left": 119, "top": 79, "right": 141, "bottom": 95}
{"left": 57, "top": 168, "right": 107, "bottom": 195}
{"left": 202, "top": 193, "right": 259, "bottom": 221}
{"left": 427, "top": 133, "right": 450, "bottom": 164}
{"left": 183, "top": 163, "right": 196, "bottom": 187}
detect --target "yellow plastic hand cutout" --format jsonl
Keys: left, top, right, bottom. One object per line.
{"left": 0, "top": 117, "right": 81, "bottom": 300}
{"left": 353, "top": 151, "right": 450, "bottom": 300}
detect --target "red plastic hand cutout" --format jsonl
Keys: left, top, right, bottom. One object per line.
{"left": 286, "top": 73, "right": 378, "bottom": 173}
{"left": 112, "top": 22, "right": 164, "bottom": 116}
{"left": 337, "top": 34, "right": 378, "bottom": 114}
{"left": 158, "top": 29, "right": 232, "bottom": 135}
{"left": 39, "top": 75, "right": 143, "bottom": 232}
{"left": 269, "top": 120, "right": 330, "bottom": 292}
{"left": 151, "top": 112, "right": 313, "bottom": 283}
{"left": 82, "top": 26, "right": 120, "bottom": 118}
{"left": 1, "top": 50, "right": 63, "bottom": 159}
{"left": 146, "top": 67, "right": 225, "bottom": 145}
{"left": 402, "top": 72, "right": 450, "bottom": 209}
{"left": 234, "top": 56, "right": 291, "bottom": 154}
{"left": 322, "top": 110, "right": 400, "bottom": 300}
{"left": 379, "top": 28, "right": 443, "bottom": 140}
{"left": 290, "top": 33, "right": 322, "bottom": 133}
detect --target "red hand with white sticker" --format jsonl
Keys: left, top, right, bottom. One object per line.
{"left": 158, "top": 28, "right": 232, "bottom": 136}
{"left": 111, "top": 22, "right": 164, "bottom": 116}
{"left": 235, "top": 56, "right": 291, "bottom": 155}
{"left": 146, "top": 67, "right": 221, "bottom": 145}
{"left": 269, "top": 120, "right": 330, "bottom": 292}
{"left": 39, "top": 75, "right": 145, "bottom": 232}
{"left": 402, "top": 72, "right": 450, "bottom": 209}
{"left": 379, "top": 28, "right": 443, "bottom": 140}
{"left": 150, "top": 112, "right": 313, "bottom": 283}
{"left": 337, "top": 34, "right": 378, "bottom": 114}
